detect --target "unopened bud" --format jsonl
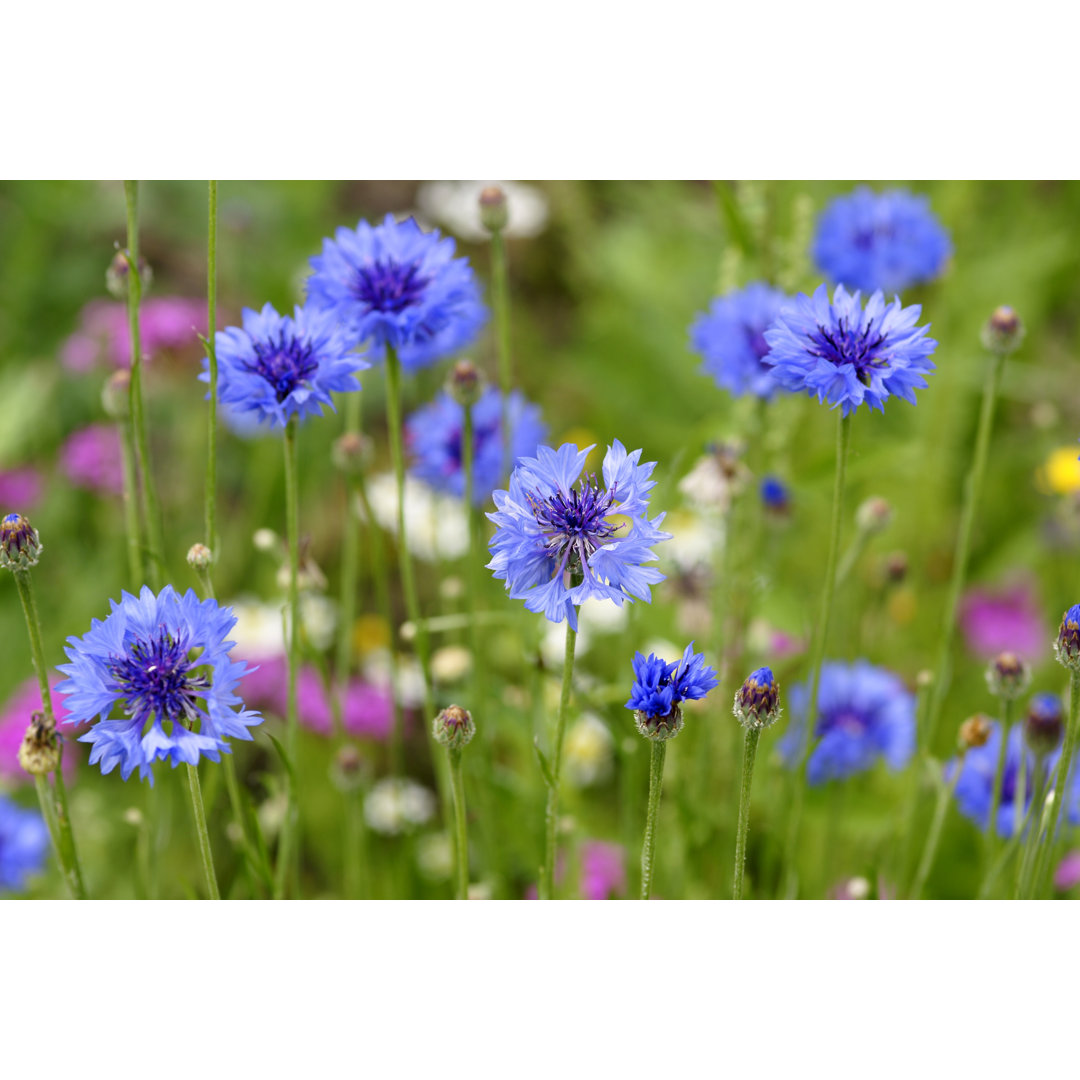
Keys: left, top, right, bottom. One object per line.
{"left": 1025, "top": 693, "right": 1064, "bottom": 758}
{"left": 958, "top": 714, "right": 992, "bottom": 751}
{"left": 447, "top": 359, "right": 484, "bottom": 407}
{"left": 102, "top": 370, "right": 131, "bottom": 420}
{"left": 18, "top": 712, "right": 60, "bottom": 776}
{"left": 856, "top": 496, "right": 892, "bottom": 535}
{"left": 186, "top": 543, "right": 213, "bottom": 572}
{"left": 981, "top": 306, "right": 1024, "bottom": 355}
{"left": 433, "top": 704, "right": 476, "bottom": 750}
{"left": 986, "top": 651, "right": 1031, "bottom": 700}
{"left": 479, "top": 186, "right": 509, "bottom": 233}
{"left": 0, "top": 513, "right": 42, "bottom": 571}
{"left": 733, "top": 666, "right": 782, "bottom": 730}
{"left": 1054, "top": 604, "right": 1080, "bottom": 672}
{"left": 106, "top": 250, "right": 152, "bottom": 300}
{"left": 882, "top": 551, "right": 908, "bottom": 585}
{"left": 332, "top": 431, "right": 373, "bottom": 475}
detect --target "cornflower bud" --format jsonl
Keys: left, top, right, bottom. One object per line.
{"left": 102, "top": 369, "right": 131, "bottom": 420}
{"left": 1054, "top": 604, "right": 1080, "bottom": 672}
{"left": 981, "top": 305, "right": 1024, "bottom": 355}
{"left": 106, "top": 250, "right": 152, "bottom": 299}
{"left": 1024, "top": 693, "right": 1064, "bottom": 758}
{"left": 958, "top": 714, "right": 992, "bottom": 751}
{"left": 186, "top": 543, "right": 213, "bottom": 572}
{"left": 733, "top": 667, "right": 782, "bottom": 730}
{"left": 18, "top": 711, "right": 60, "bottom": 776}
{"left": 478, "top": 186, "right": 509, "bottom": 233}
{"left": 433, "top": 704, "right": 476, "bottom": 750}
{"left": 446, "top": 359, "right": 484, "bottom": 407}
{"left": 855, "top": 496, "right": 892, "bottom": 535}
{"left": 985, "top": 651, "right": 1031, "bottom": 700}
{"left": 0, "top": 513, "right": 42, "bottom": 571}
{"left": 332, "top": 431, "right": 373, "bottom": 475}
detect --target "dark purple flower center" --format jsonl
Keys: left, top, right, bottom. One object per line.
{"left": 528, "top": 476, "right": 620, "bottom": 580}
{"left": 746, "top": 325, "right": 771, "bottom": 361}
{"left": 108, "top": 628, "right": 208, "bottom": 728}
{"left": 245, "top": 333, "right": 319, "bottom": 403}
{"left": 807, "top": 317, "right": 890, "bottom": 386}
{"left": 819, "top": 708, "right": 868, "bottom": 737}
{"left": 351, "top": 258, "right": 429, "bottom": 315}
{"left": 443, "top": 417, "right": 499, "bottom": 473}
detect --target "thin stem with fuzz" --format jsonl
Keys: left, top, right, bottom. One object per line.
{"left": 733, "top": 727, "right": 762, "bottom": 899}
{"left": 541, "top": 618, "right": 577, "bottom": 900}
{"left": 185, "top": 762, "right": 221, "bottom": 900}
{"left": 640, "top": 740, "right": 668, "bottom": 900}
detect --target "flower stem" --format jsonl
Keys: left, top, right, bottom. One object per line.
{"left": 462, "top": 400, "right": 483, "bottom": 703}
{"left": 924, "top": 351, "right": 1007, "bottom": 751}
{"left": 910, "top": 759, "right": 961, "bottom": 899}
{"left": 204, "top": 179, "right": 219, "bottom": 557}
{"left": 274, "top": 415, "right": 301, "bottom": 900}
{"left": 1016, "top": 757, "right": 1049, "bottom": 899}
{"left": 185, "top": 762, "right": 221, "bottom": 900}
{"left": 640, "top": 740, "right": 668, "bottom": 900}
{"left": 448, "top": 747, "right": 470, "bottom": 900}
{"left": 13, "top": 569, "right": 87, "bottom": 898}
{"left": 117, "top": 411, "right": 144, "bottom": 585}
{"left": 489, "top": 226, "right": 513, "bottom": 483}
{"left": 123, "top": 180, "right": 166, "bottom": 589}
{"left": 335, "top": 391, "right": 363, "bottom": 722}
{"left": 733, "top": 727, "right": 762, "bottom": 899}
{"left": 1030, "top": 669, "right": 1080, "bottom": 896}
{"left": 781, "top": 410, "right": 851, "bottom": 897}
{"left": 541, "top": 619, "right": 577, "bottom": 900}
{"left": 986, "top": 696, "right": 1014, "bottom": 856}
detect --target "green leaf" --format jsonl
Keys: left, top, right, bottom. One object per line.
{"left": 533, "top": 737, "right": 555, "bottom": 789}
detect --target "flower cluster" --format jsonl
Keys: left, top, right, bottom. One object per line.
{"left": 812, "top": 187, "right": 951, "bottom": 294}
{"left": 307, "top": 214, "right": 487, "bottom": 372}
{"left": 690, "top": 283, "right": 788, "bottom": 400}
{"left": 57, "top": 586, "right": 263, "bottom": 783}
{"left": 487, "top": 441, "right": 670, "bottom": 630}
{"left": 206, "top": 303, "right": 366, "bottom": 429}
{"left": 626, "top": 641, "right": 718, "bottom": 740}
{"left": 779, "top": 660, "right": 915, "bottom": 784}
{"left": 763, "top": 285, "right": 937, "bottom": 416}
{"left": 405, "top": 386, "right": 547, "bottom": 504}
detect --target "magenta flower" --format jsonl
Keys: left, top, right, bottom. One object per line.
{"left": 580, "top": 841, "right": 626, "bottom": 900}
{"left": 60, "top": 424, "right": 124, "bottom": 495}
{"left": 959, "top": 581, "right": 1047, "bottom": 661}
{"left": 0, "top": 467, "right": 42, "bottom": 510}
{"left": 0, "top": 677, "right": 77, "bottom": 784}
{"left": 1054, "top": 851, "right": 1080, "bottom": 892}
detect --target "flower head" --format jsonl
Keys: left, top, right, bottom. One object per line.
{"left": 433, "top": 704, "right": 476, "bottom": 750}
{"left": 779, "top": 660, "right": 915, "bottom": 784}
{"left": 0, "top": 795, "right": 49, "bottom": 892}
{"left": 206, "top": 303, "right": 365, "bottom": 429}
{"left": 56, "top": 586, "right": 263, "bottom": 784}
{"left": 986, "top": 651, "right": 1031, "bottom": 700}
{"left": 487, "top": 441, "right": 671, "bottom": 630}
{"left": 812, "top": 187, "right": 951, "bottom": 294}
{"left": 1, "top": 677, "right": 76, "bottom": 785}
{"left": 626, "top": 641, "right": 718, "bottom": 741}
{"left": 580, "top": 841, "right": 626, "bottom": 900}
{"left": 760, "top": 476, "right": 790, "bottom": 516}
{"left": 406, "top": 386, "right": 546, "bottom": 505}
{"left": 734, "top": 667, "right": 781, "bottom": 730}
{"left": 763, "top": 285, "right": 937, "bottom": 416}
{"left": 416, "top": 180, "right": 549, "bottom": 244}
{"left": 60, "top": 424, "right": 124, "bottom": 496}
{"left": 960, "top": 581, "right": 1046, "bottom": 661}
{"left": 306, "top": 214, "right": 487, "bottom": 372}
{"left": 0, "top": 513, "right": 41, "bottom": 571}
{"left": 0, "top": 467, "right": 42, "bottom": 510}
{"left": 1024, "top": 693, "right": 1064, "bottom": 757}
{"left": 1055, "top": 604, "right": 1080, "bottom": 672}
{"left": 690, "top": 283, "right": 789, "bottom": 400}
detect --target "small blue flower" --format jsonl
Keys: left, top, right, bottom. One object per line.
{"left": 306, "top": 214, "right": 487, "bottom": 373}
{"left": 626, "top": 642, "right": 718, "bottom": 739}
{"left": 56, "top": 586, "right": 263, "bottom": 784}
{"left": 760, "top": 475, "right": 790, "bottom": 513}
{"left": 690, "top": 283, "right": 789, "bottom": 400}
{"left": 947, "top": 722, "right": 1080, "bottom": 838}
{"left": 763, "top": 284, "right": 937, "bottom": 416}
{"left": 0, "top": 795, "right": 49, "bottom": 893}
{"left": 203, "top": 303, "right": 366, "bottom": 429}
{"left": 779, "top": 660, "right": 915, "bottom": 784}
{"left": 405, "top": 386, "right": 547, "bottom": 505}
{"left": 1055, "top": 603, "right": 1080, "bottom": 671}
{"left": 812, "top": 187, "right": 951, "bottom": 294}
{"left": 487, "top": 441, "right": 671, "bottom": 631}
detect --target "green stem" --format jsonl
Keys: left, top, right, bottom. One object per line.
{"left": 462, "top": 401, "right": 482, "bottom": 702}
{"left": 274, "top": 416, "right": 301, "bottom": 900}
{"left": 185, "top": 762, "right": 221, "bottom": 900}
{"left": 925, "top": 351, "right": 1007, "bottom": 750}
{"left": 781, "top": 411, "right": 851, "bottom": 897}
{"left": 448, "top": 747, "right": 470, "bottom": 900}
{"left": 1016, "top": 758, "right": 1049, "bottom": 899}
{"left": 1031, "top": 669, "right": 1080, "bottom": 896}
{"left": 117, "top": 412, "right": 144, "bottom": 585}
{"left": 205, "top": 179, "right": 219, "bottom": 557}
{"left": 123, "top": 180, "right": 165, "bottom": 588}
{"left": 13, "top": 569, "right": 87, "bottom": 898}
{"left": 733, "top": 727, "right": 762, "bottom": 899}
{"left": 489, "top": 227, "right": 513, "bottom": 483}
{"left": 640, "top": 740, "right": 668, "bottom": 900}
{"left": 910, "top": 760, "right": 961, "bottom": 899}
{"left": 335, "top": 391, "right": 363, "bottom": 722}
{"left": 541, "top": 619, "right": 577, "bottom": 900}
{"left": 987, "top": 696, "right": 1014, "bottom": 855}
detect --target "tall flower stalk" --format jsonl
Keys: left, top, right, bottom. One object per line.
{"left": 434, "top": 705, "right": 476, "bottom": 899}
{"left": 479, "top": 187, "right": 514, "bottom": 482}
{"left": 333, "top": 391, "right": 364, "bottom": 722}
{"left": 204, "top": 180, "right": 219, "bottom": 557}
{"left": 542, "top": 621, "right": 577, "bottom": 900}
{"left": 924, "top": 308, "right": 1023, "bottom": 749}
{"left": 123, "top": 180, "right": 166, "bottom": 589}
{"left": 640, "top": 740, "right": 666, "bottom": 900}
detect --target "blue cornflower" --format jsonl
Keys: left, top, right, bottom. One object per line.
{"left": 763, "top": 284, "right": 937, "bottom": 416}
{"left": 947, "top": 722, "right": 1080, "bottom": 838}
{"left": 812, "top": 187, "right": 951, "bottom": 294}
{"left": 626, "top": 642, "right": 718, "bottom": 740}
{"left": 203, "top": 303, "right": 366, "bottom": 429}
{"left": 487, "top": 441, "right": 671, "bottom": 631}
{"left": 689, "top": 283, "right": 788, "bottom": 400}
{"left": 760, "top": 475, "right": 790, "bottom": 514}
{"left": 405, "top": 386, "right": 547, "bottom": 505}
{"left": 306, "top": 213, "right": 487, "bottom": 373}
{"left": 56, "top": 586, "right": 263, "bottom": 784}
{"left": 0, "top": 795, "right": 49, "bottom": 893}
{"left": 779, "top": 660, "right": 915, "bottom": 784}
